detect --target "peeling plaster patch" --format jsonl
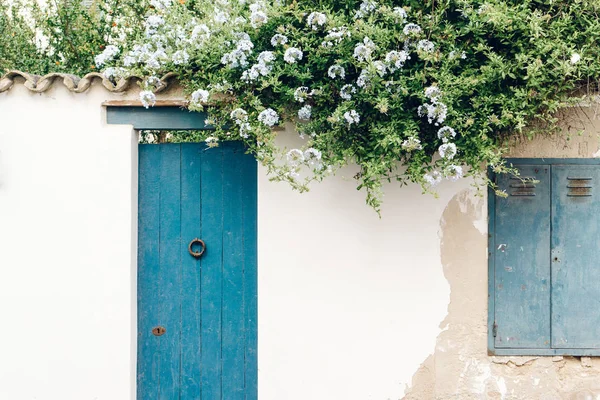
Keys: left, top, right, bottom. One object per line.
{"left": 456, "top": 190, "right": 486, "bottom": 235}
{"left": 593, "top": 148, "right": 600, "bottom": 158}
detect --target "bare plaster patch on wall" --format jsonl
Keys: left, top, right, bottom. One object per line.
{"left": 403, "top": 188, "right": 600, "bottom": 400}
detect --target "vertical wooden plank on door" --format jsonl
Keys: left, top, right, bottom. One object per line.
{"left": 138, "top": 145, "right": 162, "bottom": 400}
{"left": 241, "top": 147, "right": 258, "bottom": 400}
{"left": 551, "top": 165, "right": 600, "bottom": 348}
{"left": 200, "top": 145, "right": 224, "bottom": 399}
{"left": 180, "top": 144, "right": 203, "bottom": 398}
{"left": 158, "top": 144, "right": 183, "bottom": 399}
{"left": 494, "top": 165, "right": 551, "bottom": 349}
{"left": 221, "top": 143, "right": 245, "bottom": 400}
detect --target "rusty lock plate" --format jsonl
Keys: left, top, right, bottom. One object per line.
{"left": 152, "top": 326, "right": 166, "bottom": 336}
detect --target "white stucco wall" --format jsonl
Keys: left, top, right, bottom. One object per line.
{"left": 0, "top": 81, "right": 466, "bottom": 399}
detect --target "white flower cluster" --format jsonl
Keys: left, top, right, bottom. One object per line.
{"left": 356, "top": 69, "right": 372, "bottom": 88}
{"left": 340, "top": 84, "right": 356, "bottom": 100}
{"left": 353, "top": 37, "right": 376, "bottom": 62}
{"left": 258, "top": 108, "right": 279, "bottom": 126}
{"left": 437, "top": 126, "right": 456, "bottom": 142}
{"left": 385, "top": 50, "right": 410, "bottom": 72}
{"left": 286, "top": 148, "right": 323, "bottom": 170}
{"left": 140, "top": 90, "right": 156, "bottom": 109}
{"left": 355, "top": 0, "right": 377, "bottom": 19}
{"left": 95, "top": 45, "right": 120, "bottom": 67}
{"left": 122, "top": 43, "right": 169, "bottom": 70}
{"left": 191, "top": 24, "right": 211, "bottom": 43}
{"left": 298, "top": 105, "right": 312, "bottom": 120}
{"left": 449, "top": 50, "right": 467, "bottom": 60}
{"left": 403, "top": 23, "right": 422, "bottom": 36}
{"left": 271, "top": 34, "right": 288, "bottom": 46}
{"left": 402, "top": 136, "right": 423, "bottom": 151}
{"left": 284, "top": 47, "right": 303, "bottom": 63}
{"left": 373, "top": 60, "right": 386, "bottom": 77}
{"left": 438, "top": 143, "right": 457, "bottom": 160}
{"left": 294, "top": 86, "right": 310, "bottom": 102}
{"left": 425, "top": 164, "right": 463, "bottom": 185}
{"left": 417, "top": 40, "right": 435, "bottom": 53}
{"left": 145, "top": 15, "right": 165, "bottom": 36}
{"left": 418, "top": 86, "right": 447, "bottom": 125}
{"left": 307, "top": 12, "right": 327, "bottom": 30}
{"left": 149, "top": 0, "right": 172, "bottom": 10}
{"left": 250, "top": 2, "right": 268, "bottom": 28}
{"left": 327, "top": 65, "right": 345, "bottom": 79}
{"left": 102, "top": 67, "right": 128, "bottom": 80}
{"left": 393, "top": 7, "right": 407, "bottom": 23}
{"left": 221, "top": 37, "right": 254, "bottom": 68}
{"left": 343, "top": 110, "right": 360, "bottom": 126}
{"left": 241, "top": 51, "right": 276, "bottom": 82}
{"left": 191, "top": 89, "right": 210, "bottom": 106}
{"left": 321, "top": 27, "right": 350, "bottom": 48}
{"left": 172, "top": 50, "right": 189, "bottom": 65}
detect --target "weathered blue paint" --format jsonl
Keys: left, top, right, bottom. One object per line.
{"left": 138, "top": 142, "right": 257, "bottom": 399}
{"left": 489, "top": 159, "right": 600, "bottom": 356}
{"left": 551, "top": 165, "right": 600, "bottom": 349}
{"left": 493, "top": 165, "right": 551, "bottom": 349}
{"left": 107, "top": 106, "right": 211, "bottom": 130}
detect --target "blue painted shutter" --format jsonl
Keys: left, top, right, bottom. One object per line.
{"left": 551, "top": 165, "right": 600, "bottom": 349}
{"left": 494, "top": 165, "right": 551, "bottom": 349}
{"left": 137, "top": 142, "right": 257, "bottom": 399}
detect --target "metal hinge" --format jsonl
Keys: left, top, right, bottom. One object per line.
{"left": 493, "top": 322, "right": 498, "bottom": 338}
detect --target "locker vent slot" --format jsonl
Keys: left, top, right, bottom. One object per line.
{"left": 567, "top": 177, "right": 592, "bottom": 197}
{"left": 509, "top": 176, "right": 537, "bottom": 197}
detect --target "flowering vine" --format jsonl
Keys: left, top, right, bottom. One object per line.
{"left": 6, "top": 0, "right": 599, "bottom": 210}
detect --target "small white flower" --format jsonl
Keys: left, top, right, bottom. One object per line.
{"left": 417, "top": 39, "right": 435, "bottom": 53}
{"left": 294, "top": 86, "right": 310, "bottom": 103}
{"left": 150, "top": 0, "right": 172, "bottom": 9}
{"left": 438, "top": 143, "right": 457, "bottom": 160}
{"left": 172, "top": 50, "right": 189, "bottom": 65}
{"left": 298, "top": 105, "right": 312, "bottom": 120}
{"left": 343, "top": 110, "right": 360, "bottom": 126}
{"left": 373, "top": 60, "right": 387, "bottom": 77}
{"left": 271, "top": 34, "right": 288, "bottom": 46}
{"left": 239, "top": 123, "right": 252, "bottom": 139}
{"left": 402, "top": 136, "right": 422, "bottom": 151}
{"left": 286, "top": 149, "right": 305, "bottom": 166}
{"left": 94, "top": 45, "right": 120, "bottom": 67}
{"left": 424, "top": 170, "right": 442, "bottom": 186}
{"left": 140, "top": 90, "right": 156, "bottom": 109}
{"left": 353, "top": 37, "right": 376, "bottom": 62}
{"left": 327, "top": 65, "right": 345, "bottom": 79}
{"left": 230, "top": 108, "right": 249, "bottom": 124}
{"left": 356, "top": 69, "right": 370, "bottom": 88}
{"left": 205, "top": 136, "right": 219, "bottom": 147}
{"left": 191, "top": 24, "right": 211, "bottom": 42}
{"left": 284, "top": 47, "right": 303, "bottom": 63}
{"left": 258, "top": 108, "right": 279, "bottom": 126}
{"left": 393, "top": 7, "right": 407, "bottom": 22}
{"left": 321, "top": 27, "right": 350, "bottom": 47}
{"left": 437, "top": 126, "right": 456, "bottom": 142}
{"left": 444, "top": 165, "right": 463, "bottom": 181}
{"left": 385, "top": 50, "right": 410, "bottom": 72}
{"left": 340, "top": 84, "right": 356, "bottom": 100}
{"left": 214, "top": 10, "right": 230, "bottom": 24}
{"left": 418, "top": 102, "right": 448, "bottom": 125}
{"left": 354, "top": 0, "right": 377, "bottom": 19}
{"left": 145, "top": 15, "right": 165, "bottom": 36}
{"left": 424, "top": 86, "right": 442, "bottom": 101}
{"left": 304, "top": 148, "right": 322, "bottom": 168}
{"left": 403, "top": 23, "right": 422, "bottom": 36}
{"left": 571, "top": 53, "right": 581, "bottom": 64}
{"left": 191, "top": 89, "right": 210, "bottom": 105}
{"left": 258, "top": 51, "right": 276, "bottom": 64}
{"left": 307, "top": 12, "right": 327, "bottom": 30}
{"left": 250, "top": 11, "right": 268, "bottom": 28}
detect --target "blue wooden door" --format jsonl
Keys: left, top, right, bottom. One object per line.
{"left": 137, "top": 142, "right": 257, "bottom": 400}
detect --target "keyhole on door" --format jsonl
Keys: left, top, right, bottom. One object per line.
{"left": 554, "top": 257, "right": 559, "bottom": 262}
{"left": 152, "top": 326, "right": 166, "bottom": 336}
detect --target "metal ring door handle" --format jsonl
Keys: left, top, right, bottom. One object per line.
{"left": 188, "top": 238, "right": 206, "bottom": 258}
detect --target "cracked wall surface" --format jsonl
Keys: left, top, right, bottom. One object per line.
{"left": 404, "top": 106, "right": 600, "bottom": 400}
